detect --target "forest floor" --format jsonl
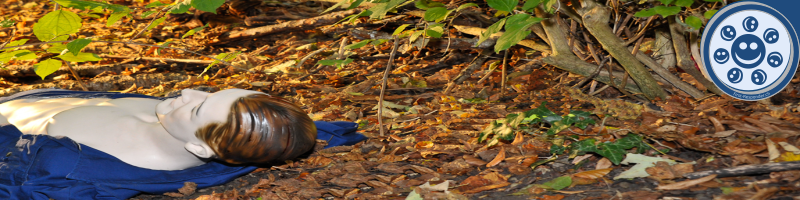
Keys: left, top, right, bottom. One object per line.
{"left": 2, "top": 0, "right": 800, "bottom": 199}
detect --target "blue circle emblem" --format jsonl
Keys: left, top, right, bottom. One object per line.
{"left": 701, "top": 1, "right": 799, "bottom": 101}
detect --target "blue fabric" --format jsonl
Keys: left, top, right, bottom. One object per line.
{"left": 0, "top": 89, "right": 369, "bottom": 199}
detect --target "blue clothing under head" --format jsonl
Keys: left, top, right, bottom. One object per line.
{"left": 0, "top": 89, "right": 368, "bottom": 199}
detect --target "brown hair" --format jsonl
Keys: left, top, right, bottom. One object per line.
{"left": 195, "top": 94, "right": 316, "bottom": 164}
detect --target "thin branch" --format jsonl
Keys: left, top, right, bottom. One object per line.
{"left": 500, "top": 50, "right": 508, "bottom": 96}
{"left": 128, "top": 9, "right": 164, "bottom": 42}
{"left": 63, "top": 61, "right": 87, "bottom": 91}
{"left": 378, "top": 36, "right": 400, "bottom": 137}
{"left": 0, "top": 40, "right": 236, "bottom": 67}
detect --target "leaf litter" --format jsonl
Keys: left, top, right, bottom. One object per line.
{"left": 1, "top": 0, "right": 800, "bottom": 199}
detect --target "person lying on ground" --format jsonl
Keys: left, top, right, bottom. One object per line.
{"left": 0, "top": 88, "right": 366, "bottom": 200}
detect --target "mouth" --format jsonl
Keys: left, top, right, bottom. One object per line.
{"left": 735, "top": 52, "right": 761, "bottom": 65}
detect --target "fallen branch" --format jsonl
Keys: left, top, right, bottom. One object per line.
{"left": 629, "top": 46, "right": 705, "bottom": 99}
{"left": 98, "top": 54, "right": 214, "bottom": 64}
{"left": 379, "top": 36, "right": 400, "bottom": 136}
{"left": 0, "top": 73, "right": 187, "bottom": 96}
{"left": 669, "top": 17, "right": 723, "bottom": 96}
{"left": 684, "top": 161, "right": 800, "bottom": 179}
{"left": 580, "top": 0, "right": 666, "bottom": 100}
{"left": 214, "top": 9, "right": 364, "bottom": 42}
{"left": 536, "top": 7, "right": 643, "bottom": 94}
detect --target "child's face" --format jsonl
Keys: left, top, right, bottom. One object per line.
{"left": 155, "top": 89, "right": 262, "bottom": 143}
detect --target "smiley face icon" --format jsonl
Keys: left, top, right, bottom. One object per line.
{"left": 767, "top": 52, "right": 783, "bottom": 67}
{"left": 743, "top": 16, "right": 759, "bottom": 32}
{"left": 731, "top": 34, "right": 766, "bottom": 68}
{"left": 764, "top": 28, "right": 779, "bottom": 44}
{"left": 752, "top": 69, "right": 767, "bottom": 85}
{"left": 714, "top": 48, "right": 730, "bottom": 64}
{"left": 720, "top": 25, "right": 736, "bottom": 41}
{"left": 727, "top": 68, "right": 743, "bottom": 83}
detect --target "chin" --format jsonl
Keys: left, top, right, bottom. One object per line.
{"left": 155, "top": 99, "right": 174, "bottom": 115}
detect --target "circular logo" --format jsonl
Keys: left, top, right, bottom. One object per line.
{"left": 701, "top": 2, "right": 799, "bottom": 101}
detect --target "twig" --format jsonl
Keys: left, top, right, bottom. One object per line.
{"left": 574, "top": 56, "right": 610, "bottom": 88}
{"left": 684, "top": 161, "right": 800, "bottom": 179}
{"left": 215, "top": 9, "right": 364, "bottom": 42}
{"left": 378, "top": 36, "right": 400, "bottom": 137}
{"left": 295, "top": 47, "right": 328, "bottom": 69}
{"left": 500, "top": 50, "right": 508, "bottom": 96}
{"left": 98, "top": 54, "right": 213, "bottom": 64}
{"left": 624, "top": 16, "right": 654, "bottom": 46}
{"left": 63, "top": 61, "right": 87, "bottom": 91}
{"left": 337, "top": 37, "right": 348, "bottom": 60}
{"left": 128, "top": 9, "right": 163, "bottom": 42}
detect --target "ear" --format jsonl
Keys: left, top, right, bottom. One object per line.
{"left": 184, "top": 142, "right": 216, "bottom": 159}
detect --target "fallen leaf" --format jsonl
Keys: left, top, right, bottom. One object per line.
{"left": 615, "top": 153, "right": 677, "bottom": 180}
{"left": 595, "top": 157, "right": 612, "bottom": 170}
{"left": 655, "top": 174, "right": 717, "bottom": 190}
{"left": 778, "top": 142, "right": 800, "bottom": 154}
{"left": 766, "top": 139, "right": 780, "bottom": 161}
{"left": 713, "top": 130, "right": 737, "bottom": 138}
{"left": 463, "top": 155, "right": 488, "bottom": 166}
{"left": 487, "top": 147, "right": 505, "bottom": 167}
{"left": 572, "top": 168, "right": 612, "bottom": 179}
{"left": 458, "top": 171, "right": 510, "bottom": 194}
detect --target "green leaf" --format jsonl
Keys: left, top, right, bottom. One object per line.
{"left": 0, "top": 50, "right": 36, "bottom": 64}
{"left": 346, "top": 0, "right": 366, "bottom": 9}
{"left": 524, "top": 102, "right": 561, "bottom": 124}
{"left": 476, "top": 18, "right": 506, "bottom": 47}
{"left": 57, "top": 52, "right": 101, "bottom": 62}
{"left": 393, "top": 24, "right": 412, "bottom": 36}
{"left": 634, "top": 8, "right": 657, "bottom": 17}
{"left": 562, "top": 110, "right": 595, "bottom": 129}
{"left": 34, "top": 59, "right": 62, "bottom": 80}
{"left": 653, "top": 6, "right": 681, "bottom": 17}
{"left": 595, "top": 142, "right": 627, "bottom": 165}
{"left": 478, "top": 121, "right": 500, "bottom": 143}
{"left": 571, "top": 139, "right": 598, "bottom": 155}
{"left": 685, "top": 16, "right": 702, "bottom": 30}
{"left": 47, "top": 44, "right": 68, "bottom": 53}
{"left": 704, "top": 10, "right": 718, "bottom": 19}
{"left": 368, "top": 0, "right": 407, "bottom": 19}
{"left": 146, "top": 1, "right": 168, "bottom": 8}
{"left": 182, "top": 24, "right": 208, "bottom": 39}
{"left": 141, "top": 10, "right": 157, "bottom": 18}
{"left": 542, "top": 176, "right": 572, "bottom": 190}
{"left": 33, "top": 10, "right": 82, "bottom": 42}
{"left": 456, "top": 3, "right": 478, "bottom": 12}
{"left": 202, "top": 52, "right": 241, "bottom": 76}
{"left": 521, "top": 0, "right": 541, "bottom": 12}
{"left": 657, "top": 0, "right": 674, "bottom": 5}
{"left": 322, "top": 0, "right": 347, "bottom": 14}
{"left": 317, "top": 58, "right": 353, "bottom": 68}
{"left": 703, "top": 0, "right": 723, "bottom": 2}
{"left": 415, "top": 0, "right": 445, "bottom": 10}
{"left": 191, "top": 0, "right": 225, "bottom": 14}
{"left": 542, "top": 0, "right": 557, "bottom": 13}
{"left": 146, "top": 17, "right": 167, "bottom": 31}
{"left": 370, "top": 39, "right": 389, "bottom": 45}
{"left": 54, "top": 0, "right": 127, "bottom": 12}
{"left": 346, "top": 39, "right": 372, "bottom": 49}
{"left": 550, "top": 144, "right": 566, "bottom": 154}
{"left": 495, "top": 14, "right": 541, "bottom": 52}
{"left": 615, "top": 134, "right": 650, "bottom": 153}
{"left": 424, "top": 7, "right": 449, "bottom": 22}
{"left": 156, "top": 40, "right": 172, "bottom": 55}
{"left": 409, "top": 30, "right": 424, "bottom": 42}
{"left": 486, "top": 0, "right": 518, "bottom": 13}
{"left": 674, "top": 0, "right": 693, "bottom": 7}
{"left": 425, "top": 23, "right": 444, "bottom": 38}
{"left": 107, "top": 11, "right": 129, "bottom": 27}
{"left": 66, "top": 38, "right": 92, "bottom": 56}
{"left": 0, "top": 19, "right": 15, "bottom": 28}
{"left": 169, "top": 2, "right": 192, "bottom": 14}
{"left": 3, "top": 39, "right": 29, "bottom": 51}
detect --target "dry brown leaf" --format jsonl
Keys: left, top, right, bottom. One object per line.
{"left": 595, "top": 157, "right": 613, "bottom": 170}
{"left": 463, "top": 155, "right": 488, "bottom": 166}
{"left": 571, "top": 154, "right": 593, "bottom": 165}
{"left": 655, "top": 174, "right": 717, "bottom": 190}
{"left": 572, "top": 168, "right": 613, "bottom": 179}
{"left": 766, "top": 139, "right": 780, "bottom": 161}
{"left": 487, "top": 147, "right": 505, "bottom": 167}
{"left": 713, "top": 130, "right": 737, "bottom": 137}
{"left": 458, "top": 171, "right": 510, "bottom": 194}
{"left": 709, "top": 116, "right": 725, "bottom": 132}
{"left": 510, "top": 132, "right": 524, "bottom": 145}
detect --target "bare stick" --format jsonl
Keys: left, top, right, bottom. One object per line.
{"left": 296, "top": 47, "right": 329, "bottom": 69}
{"left": 500, "top": 50, "right": 508, "bottom": 96}
{"left": 684, "top": 161, "right": 800, "bottom": 179}
{"left": 63, "top": 61, "right": 88, "bottom": 91}
{"left": 128, "top": 9, "right": 163, "bottom": 42}
{"left": 1, "top": 40, "right": 235, "bottom": 68}
{"left": 378, "top": 36, "right": 400, "bottom": 137}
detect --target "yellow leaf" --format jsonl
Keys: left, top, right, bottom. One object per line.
{"left": 487, "top": 147, "right": 505, "bottom": 167}
{"left": 777, "top": 152, "right": 800, "bottom": 162}
{"left": 572, "top": 168, "right": 613, "bottom": 179}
